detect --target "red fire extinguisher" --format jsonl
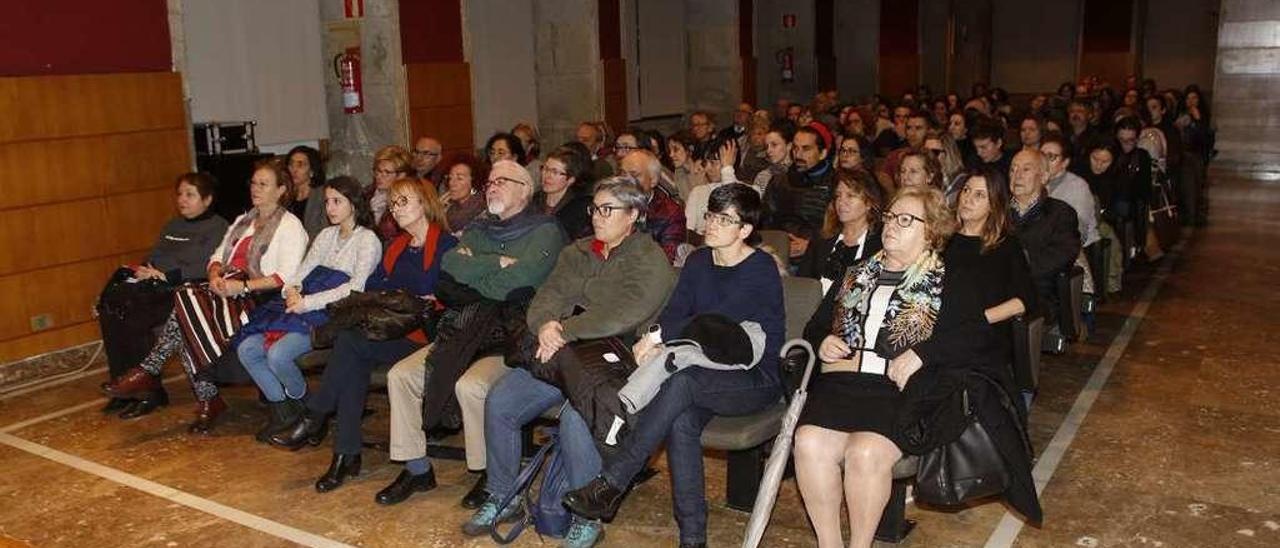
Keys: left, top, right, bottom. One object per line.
{"left": 777, "top": 47, "right": 795, "bottom": 83}
{"left": 334, "top": 47, "right": 364, "bottom": 114}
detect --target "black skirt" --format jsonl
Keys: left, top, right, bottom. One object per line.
{"left": 798, "top": 371, "right": 904, "bottom": 439}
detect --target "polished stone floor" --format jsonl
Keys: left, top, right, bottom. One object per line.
{"left": 0, "top": 170, "right": 1276, "bottom": 547}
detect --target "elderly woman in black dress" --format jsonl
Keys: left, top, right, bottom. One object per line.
{"left": 794, "top": 186, "right": 992, "bottom": 548}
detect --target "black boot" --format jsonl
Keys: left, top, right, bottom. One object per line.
{"left": 562, "top": 476, "right": 624, "bottom": 521}
{"left": 460, "top": 470, "right": 488, "bottom": 509}
{"left": 268, "top": 412, "right": 329, "bottom": 451}
{"left": 255, "top": 401, "right": 290, "bottom": 443}
{"left": 119, "top": 390, "right": 170, "bottom": 420}
{"left": 315, "top": 453, "right": 361, "bottom": 493}
{"left": 375, "top": 468, "right": 437, "bottom": 505}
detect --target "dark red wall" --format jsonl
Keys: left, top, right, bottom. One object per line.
{"left": 0, "top": 0, "right": 171, "bottom": 76}
{"left": 399, "top": 0, "right": 465, "bottom": 63}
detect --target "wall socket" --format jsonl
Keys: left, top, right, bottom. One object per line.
{"left": 30, "top": 313, "right": 54, "bottom": 331}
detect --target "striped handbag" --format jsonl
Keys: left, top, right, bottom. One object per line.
{"left": 173, "top": 281, "right": 256, "bottom": 371}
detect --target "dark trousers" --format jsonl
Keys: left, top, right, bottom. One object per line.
{"left": 602, "top": 366, "right": 779, "bottom": 544}
{"left": 307, "top": 329, "right": 422, "bottom": 455}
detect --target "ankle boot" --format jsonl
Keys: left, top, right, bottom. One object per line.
{"left": 102, "top": 367, "right": 161, "bottom": 399}
{"left": 187, "top": 395, "right": 227, "bottom": 435}
{"left": 119, "top": 390, "right": 169, "bottom": 420}
{"left": 315, "top": 453, "right": 361, "bottom": 493}
{"left": 269, "top": 412, "right": 328, "bottom": 451}
{"left": 255, "top": 401, "right": 289, "bottom": 443}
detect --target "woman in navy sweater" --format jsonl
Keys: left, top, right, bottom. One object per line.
{"left": 563, "top": 184, "right": 785, "bottom": 547}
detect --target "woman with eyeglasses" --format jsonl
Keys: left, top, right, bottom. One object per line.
{"left": 463, "top": 177, "right": 675, "bottom": 543}
{"left": 367, "top": 145, "right": 416, "bottom": 242}
{"left": 537, "top": 145, "right": 595, "bottom": 240}
{"left": 439, "top": 153, "right": 487, "bottom": 235}
{"left": 270, "top": 177, "right": 458, "bottom": 493}
{"left": 795, "top": 186, "right": 1008, "bottom": 548}
{"left": 563, "top": 184, "right": 785, "bottom": 547}
{"left": 797, "top": 168, "right": 884, "bottom": 295}
{"left": 835, "top": 133, "right": 870, "bottom": 173}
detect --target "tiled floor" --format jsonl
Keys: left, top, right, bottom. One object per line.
{"left": 0, "top": 171, "right": 1275, "bottom": 547}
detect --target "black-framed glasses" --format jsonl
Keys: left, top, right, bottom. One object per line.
{"left": 540, "top": 165, "right": 569, "bottom": 178}
{"left": 703, "top": 211, "right": 743, "bottom": 227}
{"left": 838, "top": 147, "right": 860, "bottom": 156}
{"left": 487, "top": 176, "right": 527, "bottom": 188}
{"left": 587, "top": 204, "right": 630, "bottom": 218}
{"left": 882, "top": 211, "right": 926, "bottom": 229}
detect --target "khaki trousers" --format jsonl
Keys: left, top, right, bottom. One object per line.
{"left": 387, "top": 348, "right": 512, "bottom": 470}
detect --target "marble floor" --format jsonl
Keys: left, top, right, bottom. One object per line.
{"left": 0, "top": 170, "right": 1276, "bottom": 547}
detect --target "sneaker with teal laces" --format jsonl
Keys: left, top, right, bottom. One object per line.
{"left": 461, "top": 496, "right": 525, "bottom": 537}
{"left": 561, "top": 515, "right": 605, "bottom": 548}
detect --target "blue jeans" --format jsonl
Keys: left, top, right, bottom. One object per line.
{"left": 236, "top": 332, "right": 311, "bottom": 402}
{"left": 602, "top": 366, "right": 779, "bottom": 544}
{"left": 485, "top": 368, "right": 601, "bottom": 499}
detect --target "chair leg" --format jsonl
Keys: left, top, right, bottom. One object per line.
{"left": 873, "top": 480, "right": 916, "bottom": 543}
{"left": 725, "top": 443, "right": 767, "bottom": 512}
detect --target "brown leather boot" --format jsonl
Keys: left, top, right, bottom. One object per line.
{"left": 188, "top": 395, "right": 227, "bottom": 435}
{"left": 101, "top": 367, "right": 161, "bottom": 399}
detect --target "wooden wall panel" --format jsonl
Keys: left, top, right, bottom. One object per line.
{"left": 0, "top": 73, "right": 185, "bottom": 143}
{"left": 0, "top": 130, "right": 187, "bottom": 210}
{"left": 0, "top": 72, "right": 188, "bottom": 362}
{"left": 405, "top": 63, "right": 474, "bottom": 154}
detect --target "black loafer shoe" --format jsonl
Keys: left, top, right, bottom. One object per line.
{"left": 563, "top": 476, "right": 624, "bottom": 521}
{"left": 375, "top": 469, "right": 437, "bottom": 505}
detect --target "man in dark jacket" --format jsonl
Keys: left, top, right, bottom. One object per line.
{"left": 1009, "top": 149, "right": 1081, "bottom": 330}
{"left": 763, "top": 123, "right": 836, "bottom": 260}
{"left": 620, "top": 149, "right": 686, "bottom": 262}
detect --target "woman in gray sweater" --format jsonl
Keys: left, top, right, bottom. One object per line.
{"left": 96, "top": 172, "right": 228, "bottom": 418}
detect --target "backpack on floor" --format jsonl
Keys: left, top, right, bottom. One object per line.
{"left": 490, "top": 403, "right": 572, "bottom": 543}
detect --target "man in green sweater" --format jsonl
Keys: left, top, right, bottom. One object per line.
{"left": 379, "top": 160, "right": 566, "bottom": 508}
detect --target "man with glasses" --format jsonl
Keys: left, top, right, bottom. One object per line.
{"left": 1040, "top": 133, "right": 1100, "bottom": 248}
{"left": 411, "top": 136, "right": 445, "bottom": 190}
{"left": 378, "top": 159, "right": 567, "bottom": 511}
{"left": 689, "top": 111, "right": 716, "bottom": 144}
{"left": 1009, "top": 149, "right": 1081, "bottom": 333}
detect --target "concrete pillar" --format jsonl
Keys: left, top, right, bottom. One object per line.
{"left": 320, "top": 0, "right": 408, "bottom": 178}
{"left": 755, "top": 0, "right": 816, "bottom": 106}
{"left": 462, "top": 0, "right": 539, "bottom": 143}
{"left": 534, "top": 0, "right": 604, "bottom": 149}
{"left": 686, "top": 0, "right": 742, "bottom": 122}
{"left": 1213, "top": 0, "right": 1280, "bottom": 170}
{"left": 833, "top": 0, "right": 879, "bottom": 102}
{"left": 1143, "top": 0, "right": 1219, "bottom": 90}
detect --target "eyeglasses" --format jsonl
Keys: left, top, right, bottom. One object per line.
{"left": 838, "top": 147, "right": 860, "bottom": 156}
{"left": 389, "top": 195, "right": 415, "bottom": 210}
{"left": 882, "top": 211, "right": 926, "bottom": 229}
{"left": 587, "top": 204, "right": 630, "bottom": 218}
{"left": 540, "top": 165, "right": 569, "bottom": 178}
{"left": 487, "top": 176, "right": 527, "bottom": 189}
{"left": 373, "top": 168, "right": 400, "bottom": 176}
{"left": 1043, "top": 152, "right": 1063, "bottom": 162}
{"left": 614, "top": 145, "right": 638, "bottom": 153}
{"left": 703, "top": 211, "right": 743, "bottom": 227}
{"left": 412, "top": 149, "right": 440, "bottom": 157}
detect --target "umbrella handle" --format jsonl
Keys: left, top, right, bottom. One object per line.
{"left": 780, "top": 339, "right": 816, "bottom": 392}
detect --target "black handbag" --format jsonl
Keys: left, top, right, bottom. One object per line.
{"left": 913, "top": 371, "right": 1029, "bottom": 507}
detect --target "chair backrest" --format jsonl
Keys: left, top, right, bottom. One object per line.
{"left": 781, "top": 276, "right": 822, "bottom": 341}
{"left": 757, "top": 229, "right": 791, "bottom": 260}
{"left": 1056, "top": 265, "right": 1086, "bottom": 341}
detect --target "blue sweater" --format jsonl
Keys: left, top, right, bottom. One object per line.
{"left": 366, "top": 234, "right": 459, "bottom": 295}
{"left": 658, "top": 247, "right": 785, "bottom": 383}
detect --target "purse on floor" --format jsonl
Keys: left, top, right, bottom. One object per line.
{"left": 913, "top": 371, "right": 1029, "bottom": 507}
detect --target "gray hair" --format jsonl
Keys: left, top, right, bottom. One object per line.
{"left": 593, "top": 176, "right": 649, "bottom": 226}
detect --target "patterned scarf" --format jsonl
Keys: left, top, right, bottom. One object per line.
{"left": 832, "top": 249, "right": 945, "bottom": 356}
{"left": 220, "top": 206, "right": 286, "bottom": 279}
